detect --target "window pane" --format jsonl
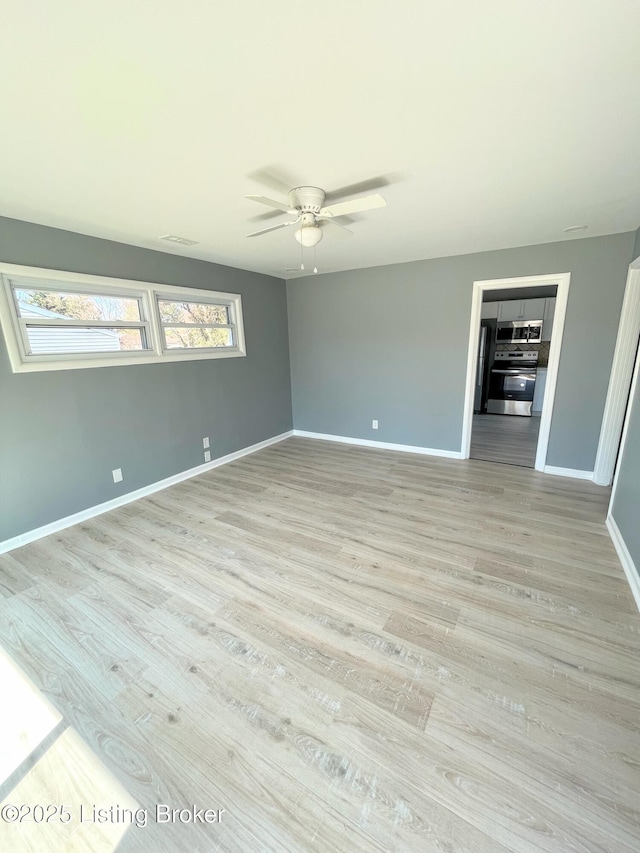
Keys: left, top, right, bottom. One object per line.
{"left": 16, "top": 289, "right": 141, "bottom": 322}
{"left": 164, "top": 327, "right": 233, "bottom": 349}
{"left": 158, "top": 300, "right": 229, "bottom": 325}
{"left": 25, "top": 326, "right": 145, "bottom": 354}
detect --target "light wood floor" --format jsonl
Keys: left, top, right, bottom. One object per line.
{"left": 470, "top": 413, "right": 541, "bottom": 467}
{"left": 1, "top": 437, "right": 639, "bottom": 852}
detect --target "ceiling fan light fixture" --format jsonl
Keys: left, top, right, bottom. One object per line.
{"left": 295, "top": 224, "right": 323, "bottom": 247}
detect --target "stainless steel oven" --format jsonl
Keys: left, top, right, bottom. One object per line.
{"left": 496, "top": 320, "right": 543, "bottom": 344}
{"left": 487, "top": 351, "right": 538, "bottom": 416}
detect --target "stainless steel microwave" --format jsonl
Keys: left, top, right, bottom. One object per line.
{"left": 496, "top": 320, "right": 543, "bottom": 344}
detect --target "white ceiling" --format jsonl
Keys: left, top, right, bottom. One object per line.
{"left": 1, "top": 1, "right": 639, "bottom": 280}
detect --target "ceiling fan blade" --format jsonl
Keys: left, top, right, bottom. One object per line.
{"left": 249, "top": 209, "right": 286, "bottom": 223}
{"left": 246, "top": 195, "right": 292, "bottom": 213}
{"left": 324, "top": 175, "right": 390, "bottom": 203}
{"left": 246, "top": 220, "right": 297, "bottom": 237}
{"left": 318, "top": 218, "right": 352, "bottom": 239}
{"left": 320, "top": 194, "right": 386, "bottom": 218}
{"left": 247, "top": 166, "right": 299, "bottom": 195}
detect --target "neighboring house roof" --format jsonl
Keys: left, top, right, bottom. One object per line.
{"left": 18, "top": 298, "right": 121, "bottom": 353}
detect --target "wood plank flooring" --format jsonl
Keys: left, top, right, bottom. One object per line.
{"left": 1, "top": 437, "right": 639, "bottom": 852}
{"left": 470, "top": 413, "right": 541, "bottom": 467}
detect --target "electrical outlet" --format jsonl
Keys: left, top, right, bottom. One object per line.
{"left": 204, "top": 450, "right": 211, "bottom": 463}
{"left": 203, "top": 436, "right": 210, "bottom": 449}
{"left": 372, "top": 419, "right": 379, "bottom": 429}
{"left": 112, "top": 468, "right": 123, "bottom": 483}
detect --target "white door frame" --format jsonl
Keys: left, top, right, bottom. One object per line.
{"left": 607, "top": 321, "right": 640, "bottom": 512}
{"left": 593, "top": 259, "right": 640, "bottom": 485}
{"left": 461, "top": 272, "right": 571, "bottom": 471}
{"left": 605, "top": 308, "right": 640, "bottom": 612}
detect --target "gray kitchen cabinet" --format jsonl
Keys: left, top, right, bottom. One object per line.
{"left": 522, "top": 297, "right": 546, "bottom": 320}
{"left": 481, "top": 301, "right": 499, "bottom": 319}
{"left": 497, "top": 299, "right": 523, "bottom": 320}
{"left": 497, "top": 297, "right": 545, "bottom": 321}
{"left": 542, "top": 297, "right": 556, "bottom": 341}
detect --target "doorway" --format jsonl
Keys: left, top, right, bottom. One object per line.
{"left": 461, "top": 273, "right": 571, "bottom": 472}
{"left": 593, "top": 261, "right": 640, "bottom": 485}
{"left": 469, "top": 284, "right": 556, "bottom": 467}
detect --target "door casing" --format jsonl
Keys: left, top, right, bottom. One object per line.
{"left": 461, "top": 272, "right": 571, "bottom": 471}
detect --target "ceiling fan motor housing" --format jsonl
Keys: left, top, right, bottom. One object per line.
{"left": 289, "top": 186, "right": 326, "bottom": 213}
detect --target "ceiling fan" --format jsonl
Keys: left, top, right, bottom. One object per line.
{"left": 245, "top": 186, "right": 386, "bottom": 246}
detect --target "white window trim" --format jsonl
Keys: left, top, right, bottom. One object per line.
{"left": 0, "top": 263, "right": 246, "bottom": 372}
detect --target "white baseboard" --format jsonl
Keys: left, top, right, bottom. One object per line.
{"left": 292, "top": 430, "right": 464, "bottom": 459}
{"left": 0, "top": 430, "right": 293, "bottom": 555}
{"left": 606, "top": 514, "right": 640, "bottom": 612}
{"left": 543, "top": 465, "right": 594, "bottom": 480}
{"left": 294, "top": 432, "right": 598, "bottom": 476}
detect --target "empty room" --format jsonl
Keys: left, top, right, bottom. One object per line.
{"left": 1, "top": 2, "right": 640, "bottom": 851}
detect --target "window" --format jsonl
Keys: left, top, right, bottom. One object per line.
{"left": 157, "top": 297, "right": 236, "bottom": 351}
{"left": 0, "top": 264, "right": 245, "bottom": 373}
{"left": 13, "top": 286, "right": 151, "bottom": 356}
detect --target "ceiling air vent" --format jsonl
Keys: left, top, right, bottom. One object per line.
{"left": 159, "top": 234, "right": 199, "bottom": 246}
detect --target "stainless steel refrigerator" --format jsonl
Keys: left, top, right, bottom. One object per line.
{"left": 474, "top": 320, "right": 495, "bottom": 413}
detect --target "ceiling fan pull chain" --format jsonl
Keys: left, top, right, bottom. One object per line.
{"left": 300, "top": 233, "right": 304, "bottom": 270}
{"left": 313, "top": 244, "right": 318, "bottom": 274}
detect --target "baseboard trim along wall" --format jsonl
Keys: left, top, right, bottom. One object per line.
{"left": 0, "top": 430, "right": 294, "bottom": 555}
{"left": 543, "top": 465, "right": 595, "bottom": 480}
{"left": 293, "top": 430, "right": 464, "bottom": 459}
{"left": 293, "top": 432, "right": 602, "bottom": 472}
{"left": 606, "top": 515, "right": 640, "bottom": 612}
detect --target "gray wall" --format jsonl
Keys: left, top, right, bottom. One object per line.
{"left": 610, "top": 225, "right": 640, "bottom": 575}
{"left": 0, "top": 217, "right": 292, "bottom": 541}
{"left": 287, "top": 232, "right": 635, "bottom": 470}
